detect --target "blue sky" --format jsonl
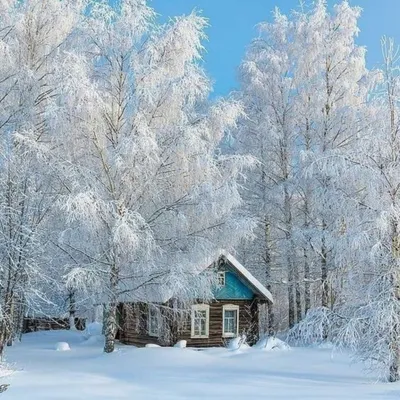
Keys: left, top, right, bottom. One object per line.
{"left": 149, "top": 0, "right": 399, "bottom": 97}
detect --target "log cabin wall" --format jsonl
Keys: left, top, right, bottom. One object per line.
{"left": 118, "top": 302, "right": 189, "bottom": 347}
{"left": 118, "top": 299, "right": 261, "bottom": 348}
{"left": 180, "top": 299, "right": 260, "bottom": 347}
{"left": 119, "top": 303, "right": 157, "bottom": 346}
{"left": 23, "top": 317, "right": 86, "bottom": 333}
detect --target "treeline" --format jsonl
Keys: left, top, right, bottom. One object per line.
{"left": 235, "top": 1, "right": 400, "bottom": 382}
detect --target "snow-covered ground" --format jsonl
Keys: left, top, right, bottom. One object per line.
{"left": 2, "top": 329, "right": 400, "bottom": 399}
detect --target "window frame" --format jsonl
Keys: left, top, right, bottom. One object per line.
{"left": 191, "top": 304, "right": 210, "bottom": 339}
{"left": 217, "top": 271, "right": 226, "bottom": 287}
{"left": 222, "top": 304, "right": 239, "bottom": 338}
{"left": 148, "top": 306, "right": 160, "bottom": 337}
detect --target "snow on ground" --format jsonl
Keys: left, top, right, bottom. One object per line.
{"left": 2, "top": 330, "right": 400, "bottom": 399}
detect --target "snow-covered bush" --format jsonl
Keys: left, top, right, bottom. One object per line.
{"left": 227, "top": 335, "right": 249, "bottom": 351}
{"left": 174, "top": 340, "right": 187, "bottom": 348}
{"left": 287, "top": 307, "right": 333, "bottom": 346}
{"left": 254, "top": 337, "right": 290, "bottom": 352}
{"left": 55, "top": 342, "right": 70, "bottom": 352}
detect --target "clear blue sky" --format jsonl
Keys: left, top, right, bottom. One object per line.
{"left": 149, "top": 0, "right": 399, "bottom": 97}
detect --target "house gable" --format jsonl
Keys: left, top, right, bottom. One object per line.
{"left": 218, "top": 252, "right": 273, "bottom": 303}
{"left": 213, "top": 269, "right": 255, "bottom": 300}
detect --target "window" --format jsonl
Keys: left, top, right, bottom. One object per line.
{"left": 148, "top": 306, "right": 160, "bottom": 337}
{"left": 217, "top": 271, "right": 225, "bottom": 286}
{"left": 191, "top": 304, "right": 210, "bottom": 338}
{"left": 223, "top": 304, "right": 239, "bottom": 338}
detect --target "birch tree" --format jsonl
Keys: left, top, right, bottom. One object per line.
{"left": 61, "top": 0, "right": 254, "bottom": 353}
{"left": 236, "top": 8, "right": 302, "bottom": 330}
{"left": 298, "top": 1, "right": 369, "bottom": 314}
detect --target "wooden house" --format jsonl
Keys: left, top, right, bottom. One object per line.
{"left": 117, "top": 252, "right": 273, "bottom": 347}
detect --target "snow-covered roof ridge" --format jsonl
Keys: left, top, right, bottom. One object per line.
{"left": 119, "top": 251, "right": 274, "bottom": 304}
{"left": 219, "top": 250, "right": 274, "bottom": 303}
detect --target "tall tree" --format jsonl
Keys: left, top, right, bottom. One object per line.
{"left": 236, "top": 8, "right": 300, "bottom": 330}
{"left": 298, "top": 1, "right": 368, "bottom": 314}
{"left": 61, "top": 0, "right": 254, "bottom": 353}
{"left": 236, "top": 0, "right": 370, "bottom": 332}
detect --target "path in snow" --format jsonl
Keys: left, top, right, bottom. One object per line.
{"left": 1, "top": 330, "right": 400, "bottom": 399}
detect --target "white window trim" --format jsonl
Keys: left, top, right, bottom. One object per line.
{"left": 191, "top": 304, "right": 210, "bottom": 339}
{"left": 148, "top": 306, "right": 160, "bottom": 337}
{"left": 217, "top": 271, "right": 225, "bottom": 286}
{"left": 222, "top": 304, "right": 239, "bottom": 338}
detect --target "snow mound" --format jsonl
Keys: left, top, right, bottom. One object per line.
{"left": 254, "top": 337, "right": 291, "bottom": 352}
{"left": 174, "top": 340, "right": 187, "bottom": 348}
{"left": 145, "top": 344, "right": 160, "bottom": 348}
{"left": 55, "top": 342, "right": 70, "bottom": 351}
{"left": 227, "top": 336, "right": 250, "bottom": 351}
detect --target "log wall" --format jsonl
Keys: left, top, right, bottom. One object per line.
{"left": 23, "top": 317, "right": 86, "bottom": 333}
{"left": 118, "top": 299, "right": 261, "bottom": 348}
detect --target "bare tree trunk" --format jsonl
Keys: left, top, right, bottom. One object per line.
{"left": 7, "top": 298, "right": 15, "bottom": 346}
{"left": 294, "top": 266, "right": 302, "bottom": 323}
{"left": 389, "top": 212, "right": 400, "bottom": 381}
{"left": 263, "top": 218, "right": 275, "bottom": 335}
{"left": 0, "top": 296, "right": 13, "bottom": 357}
{"left": 102, "top": 304, "right": 107, "bottom": 335}
{"left": 320, "top": 220, "right": 329, "bottom": 340}
{"left": 68, "top": 290, "right": 77, "bottom": 330}
{"left": 389, "top": 267, "right": 400, "bottom": 382}
{"left": 386, "top": 46, "right": 400, "bottom": 380}
{"left": 304, "top": 246, "right": 311, "bottom": 314}
{"left": 288, "top": 266, "right": 295, "bottom": 328}
{"left": 104, "top": 263, "right": 119, "bottom": 353}
{"left": 284, "top": 185, "right": 296, "bottom": 328}
{"left": 1, "top": 255, "right": 15, "bottom": 354}
{"left": 321, "top": 225, "right": 329, "bottom": 309}
{"left": 389, "top": 355, "right": 400, "bottom": 382}
{"left": 321, "top": 58, "right": 332, "bottom": 316}
{"left": 266, "top": 301, "right": 274, "bottom": 336}
{"left": 104, "top": 302, "right": 117, "bottom": 353}
{"left": 17, "top": 301, "right": 25, "bottom": 342}
{"left": 303, "top": 182, "right": 312, "bottom": 315}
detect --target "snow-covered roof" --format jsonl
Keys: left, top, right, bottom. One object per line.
{"left": 219, "top": 250, "right": 274, "bottom": 303}
{"left": 118, "top": 251, "right": 273, "bottom": 304}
